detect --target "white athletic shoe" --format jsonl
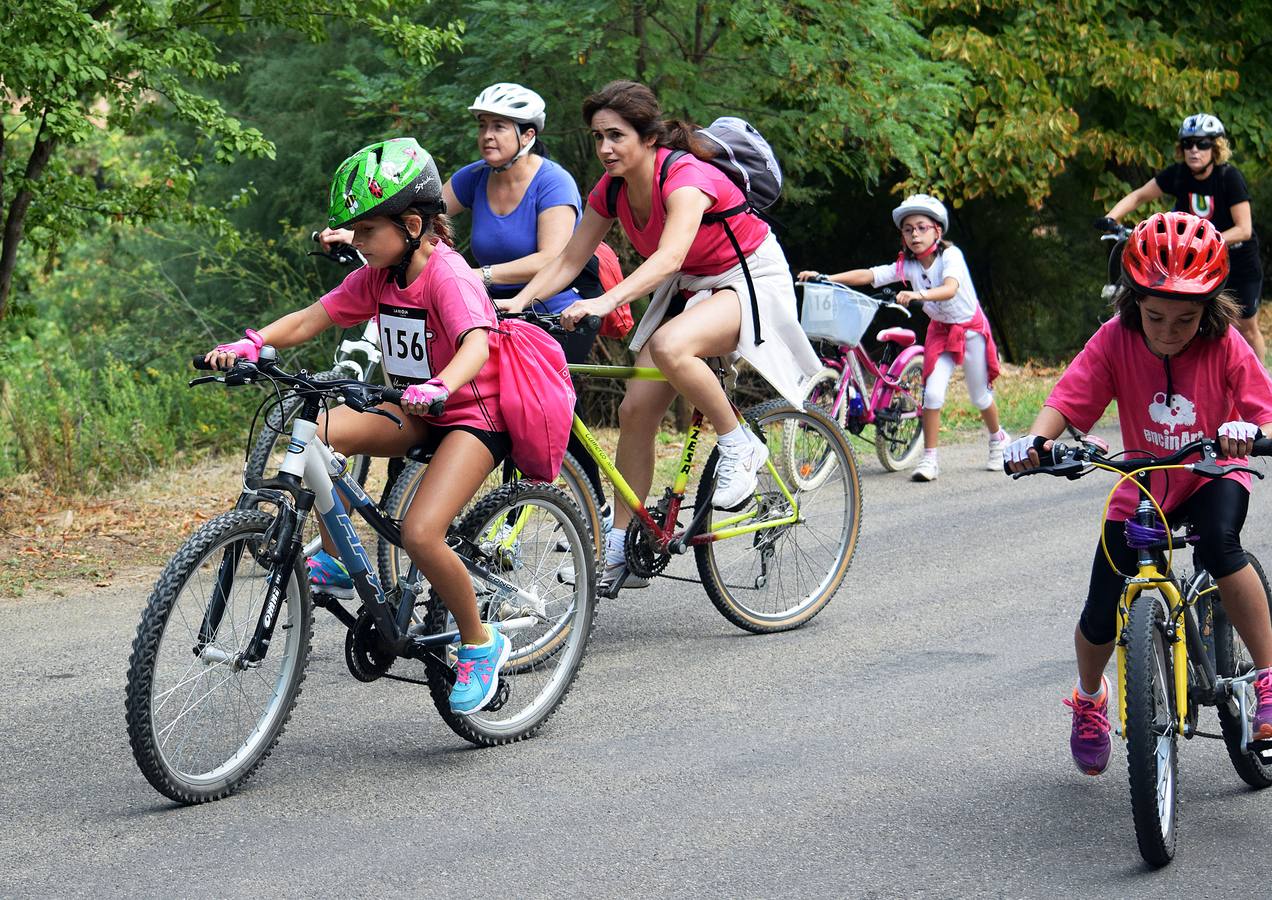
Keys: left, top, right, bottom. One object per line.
{"left": 987, "top": 432, "right": 1009, "bottom": 471}
{"left": 713, "top": 432, "right": 769, "bottom": 510}
{"left": 597, "top": 561, "right": 650, "bottom": 598}
{"left": 911, "top": 458, "right": 939, "bottom": 482}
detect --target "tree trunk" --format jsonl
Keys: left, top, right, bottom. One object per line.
{"left": 0, "top": 114, "right": 57, "bottom": 321}
{"left": 633, "top": 0, "right": 647, "bottom": 82}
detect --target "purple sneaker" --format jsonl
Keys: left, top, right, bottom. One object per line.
{"left": 1062, "top": 676, "right": 1112, "bottom": 776}
{"left": 1253, "top": 670, "right": 1272, "bottom": 742}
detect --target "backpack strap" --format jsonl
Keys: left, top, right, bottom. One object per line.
{"left": 605, "top": 177, "right": 622, "bottom": 219}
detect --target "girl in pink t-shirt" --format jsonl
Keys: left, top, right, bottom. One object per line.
{"left": 1005, "top": 212, "right": 1272, "bottom": 775}
{"left": 503, "top": 79, "right": 820, "bottom": 595}
{"left": 205, "top": 139, "right": 511, "bottom": 716}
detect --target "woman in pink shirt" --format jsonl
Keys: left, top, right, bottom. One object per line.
{"left": 1005, "top": 211, "right": 1272, "bottom": 775}
{"left": 504, "top": 80, "right": 821, "bottom": 595}
{"left": 204, "top": 139, "right": 511, "bottom": 716}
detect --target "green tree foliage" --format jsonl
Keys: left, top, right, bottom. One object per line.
{"left": 0, "top": 0, "right": 461, "bottom": 319}
{"left": 905, "top": 0, "right": 1272, "bottom": 206}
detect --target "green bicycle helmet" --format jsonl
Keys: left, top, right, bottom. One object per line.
{"left": 327, "top": 138, "right": 444, "bottom": 229}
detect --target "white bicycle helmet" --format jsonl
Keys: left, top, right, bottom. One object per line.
{"left": 1179, "top": 114, "right": 1225, "bottom": 139}
{"left": 891, "top": 193, "right": 949, "bottom": 231}
{"left": 468, "top": 83, "right": 546, "bottom": 133}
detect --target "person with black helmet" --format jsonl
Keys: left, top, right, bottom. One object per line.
{"left": 1006, "top": 211, "right": 1272, "bottom": 775}
{"left": 1102, "top": 114, "right": 1265, "bottom": 362}
{"left": 205, "top": 138, "right": 516, "bottom": 716}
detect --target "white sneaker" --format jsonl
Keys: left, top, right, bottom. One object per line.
{"left": 987, "top": 432, "right": 1009, "bottom": 471}
{"left": 713, "top": 431, "right": 769, "bottom": 510}
{"left": 911, "top": 457, "right": 939, "bottom": 482}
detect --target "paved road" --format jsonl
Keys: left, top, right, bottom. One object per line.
{"left": 5, "top": 438, "right": 1272, "bottom": 897}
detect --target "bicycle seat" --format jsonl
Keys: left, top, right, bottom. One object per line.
{"left": 405, "top": 445, "right": 435, "bottom": 463}
{"left": 877, "top": 327, "right": 916, "bottom": 347}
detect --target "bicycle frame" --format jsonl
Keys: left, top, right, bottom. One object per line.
{"left": 566, "top": 363, "right": 802, "bottom": 552}
{"left": 821, "top": 341, "right": 922, "bottom": 427}
{"left": 1112, "top": 469, "right": 1259, "bottom": 744}
{"left": 227, "top": 402, "right": 545, "bottom": 665}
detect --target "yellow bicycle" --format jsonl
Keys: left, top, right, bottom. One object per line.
{"left": 1010, "top": 434, "right": 1272, "bottom": 867}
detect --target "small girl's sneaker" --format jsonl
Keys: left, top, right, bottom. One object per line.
{"left": 1252, "top": 669, "right": 1272, "bottom": 741}
{"left": 911, "top": 458, "right": 939, "bottom": 482}
{"left": 987, "top": 431, "right": 1010, "bottom": 471}
{"left": 1063, "top": 677, "right": 1111, "bottom": 776}
{"left": 450, "top": 625, "right": 511, "bottom": 715}
{"left": 307, "top": 550, "right": 354, "bottom": 598}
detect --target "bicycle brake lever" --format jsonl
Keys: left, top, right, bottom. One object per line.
{"left": 189, "top": 375, "right": 223, "bottom": 387}
{"left": 367, "top": 406, "right": 403, "bottom": 428}
{"left": 1191, "top": 460, "right": 1265, "bottom": 479}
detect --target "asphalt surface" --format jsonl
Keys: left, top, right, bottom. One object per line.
{"left": 5, "top": 436, "right": 1272, "bottom": 897}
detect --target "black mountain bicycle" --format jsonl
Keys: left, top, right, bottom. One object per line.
{"left": 125, "top": 349, "right": 596, "bottom": 804}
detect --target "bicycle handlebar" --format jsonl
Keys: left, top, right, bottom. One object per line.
{"left": 1005, "top": 435, "right": 1272, "bottom": 481}
{"left": 309, "top": 231, "right": 364, "bottom": 267}
{"left": 191, "top": 352, "right": 430, "bottom": 422}
{"left": 499, "top": 309, "right": 602, "bottom": 334}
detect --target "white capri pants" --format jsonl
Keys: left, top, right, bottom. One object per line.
{"left": 923, "top": 330, "right": 994, "bottom": 411}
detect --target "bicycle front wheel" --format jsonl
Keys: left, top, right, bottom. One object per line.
{"left": 125, "top": 509, "right": 312, "bottom": 803}
{"left": 695, "top": 399, "right": 862, "bottom": 633}
{"left": 780, "top": 367, "right": 843, "bottom": 491}
{"left": 1213, "top": 553, "right": 1272, "bottom": 788}
{"left": 420, "top": 482, "right": 596, "bottom": 746}
{"left": 1124, "top": 590, "right": 1179, "bottom": 867}
{"left": 874, "top": 354, "right": 924, "bottom": 472}
{"left": 377, "top": 451, "right": 603, "bottom": 591}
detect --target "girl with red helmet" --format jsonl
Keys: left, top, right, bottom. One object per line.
{"left": 1005, "top": 211, "right": 1272, "bottom": 776}
{"left": 1102, "top": 113, "right": 1265, "bottom": 363}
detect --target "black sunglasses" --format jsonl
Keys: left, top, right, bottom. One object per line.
{"left": 1180, "top": 138, "right": 1215, "bottom": 151}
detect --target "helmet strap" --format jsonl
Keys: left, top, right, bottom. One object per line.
{"left": 387, "top": 215, "right": 424, "bottom": 289}
{"left": 489, "top": 131, "right": 535, "bottom": 174}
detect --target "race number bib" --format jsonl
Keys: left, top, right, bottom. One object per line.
{"left": 378, "top": 303, "right": 434, "bottom": 383}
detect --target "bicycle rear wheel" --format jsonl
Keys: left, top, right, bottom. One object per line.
{"left": 125, "top": 509, "right": 312, "bottom": 803}
{"left": 1213, "top": 553, "right": 1272, "bottom": 787}
{"left": 420, "top": 482, "right": 596, "bottom": 746}
{"left": 874, "top": 354, "right": 924, "bottom": 472}
{"left": 1123, "top": 590, "right": 1179, "bottom": 867}
{"left": 695, "top": 399, "right": 862, "bottom": 633}
{"left": 377, "top": 452, "right": 603, "bottom": 591}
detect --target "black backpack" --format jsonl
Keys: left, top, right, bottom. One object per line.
{"left": 604, "top": 117, "right": 782, "bottom": 344}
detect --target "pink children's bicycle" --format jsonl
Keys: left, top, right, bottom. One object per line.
{"left": 785, "top": 278, "right": 925, "bottom": 484}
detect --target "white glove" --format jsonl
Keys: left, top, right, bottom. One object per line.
{"left": 1005, "top": 434, "right": 1041, "bottom": 466}
{"left": 1218, "top": 421, "right": 1259, "bottom": 442}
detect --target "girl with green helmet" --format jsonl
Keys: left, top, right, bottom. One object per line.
{"left": 205, "top": 137, "right": 515, "bottom": 716}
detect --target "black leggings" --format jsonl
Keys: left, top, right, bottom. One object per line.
{"left": 1079, "top": 478, "right": 1251, "bottom": 645}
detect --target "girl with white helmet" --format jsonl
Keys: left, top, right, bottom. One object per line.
{"left": 798, "top": 193, "right": 1008, "bottom": 481}
{"left": 322, "top": 82, "right": 610, "bottom": 509}
{"left": 1103, "top": 113, "right": 1265, "bottom": 362}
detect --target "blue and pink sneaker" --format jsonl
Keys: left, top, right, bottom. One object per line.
{"left": 450, "top": 625, "right": 511, "bottom": 715}
{"left": 1252, "top": 669, "right": 1272, "bottom": 742}
{"left": 307, "top": 550, "right": 354, "bottom": 599}
{"left": 1063, "top": 676, "right": 1112, "bottom": 776}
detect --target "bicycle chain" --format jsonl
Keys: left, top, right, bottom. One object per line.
{"left": 624, "top": 498, "right": 673, "bottom": 579}
{"left": 344, "top": 606, "right": 397, "bottom": 682}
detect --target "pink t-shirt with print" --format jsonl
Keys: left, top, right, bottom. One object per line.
{"left": 1046, "top": 316, "right": 1272, "bottom": 519}
{"left": 320, "top": 240, "right": 503, "bottom": 431}
{"left": 586, "top": 147, "right": 768, "bottom": 275}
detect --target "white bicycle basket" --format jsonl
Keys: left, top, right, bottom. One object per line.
{"left": 799, "top": 282, "right": 879, "bottom": 348}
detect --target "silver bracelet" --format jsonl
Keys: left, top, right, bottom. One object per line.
{"left": 482, "top": 265, "right": 493, "bottom": 288}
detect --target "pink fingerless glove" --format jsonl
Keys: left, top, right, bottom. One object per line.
{"left": 401, "top": 378, "right": 450, "bottom": 410}
{"left": 213, "top": 329, "right": 265, "bottom": 362}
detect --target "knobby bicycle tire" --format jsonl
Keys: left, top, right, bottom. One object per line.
{"left": 418, "top": 482, "right": 596, "bottom": 747}
{"left": 125, "top": 509, "right": 313, "bottom": 804}
{"left": 1213, "top": 552, "right": 1272, "bottom": 788}
{"left": 1123, "top": 590, "right": 1179, "bottom": 867}
{"left": 874, "top": 353, "right": 924, "bottom": 472}
{"left": 694, "top": 399, "right": 862, "bottom": 633}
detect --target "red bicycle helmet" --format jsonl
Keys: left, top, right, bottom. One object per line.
{"left": 1120, "top": 211, "right": 1229, "bottom": 301}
